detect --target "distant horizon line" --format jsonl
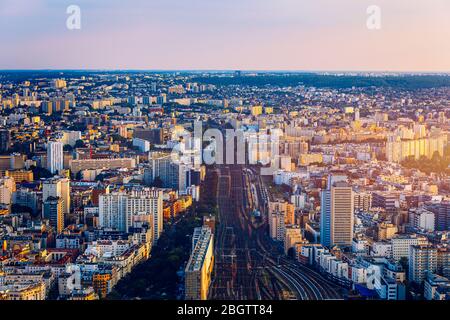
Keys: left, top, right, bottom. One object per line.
{"left": 0, "top": 69, "right": 449, "bottom": 75}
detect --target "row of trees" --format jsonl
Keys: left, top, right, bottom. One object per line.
{"left": 401, "top": 148, "right": 450, "bottom": 175}
{"left": 107, "top": 211, "right": 201, "bottom": 300}
{"left": 107, "top": 166, "right": 221, "bottom": 299}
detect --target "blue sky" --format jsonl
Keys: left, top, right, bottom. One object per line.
{"left": 1, "top": 0, "right": 449, "bottom": 71}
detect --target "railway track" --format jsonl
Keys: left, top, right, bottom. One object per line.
{"left": 210, "top": 165, "right": 345, "bottom": 300}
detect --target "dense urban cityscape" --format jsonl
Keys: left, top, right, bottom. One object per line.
{"left": 0, "top": 70, "right": 449, "bottom": 302}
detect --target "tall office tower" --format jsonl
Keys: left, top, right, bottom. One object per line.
{"left": 178, "top": 163, "right": 191, "bottom": 193}
{"left": 320, "top": 182, "right": 354, "bottom": 247}
{"left": 99, "top": 188, "right": 163, "bottom": 243}
{"left": 126, "top": 188, "right": 163, "bottom": 244}
{"left": 269, "top": 211, "right": 286, "bottom": 241}
{"left": 437, "top": 201, "right": 450, "bottom": 231}
{"left": 0, "top": 130, "right": 11, "bottom": 154}
{"left": 185, "top": 227, "right": 214, "bottom": 300}
{"left": 52, "top": 99, "right": 61, "bottom": 113}
{"left": 409, "top": 245, "right": 437, "bottom": 284}
{"left": 47, "top": 141, "right": 64, "bottom": 174}
{"left": 145, "top": 152, "right": 179, "bottom": 189}
{"left": 41, "top": 101, "right": 53, "bottom": 115}
{"left": 43, "top": 177, "right": 70, "bottom": 215}
{"left": 320, "top": 189, "right": 332, "bottom": 247}
{"left": 99, "top": 192, "right": 128, "bottom": 232}
{"left": 43, "top": 196, "right": 64, "bottom": 233}
{"left": 268, "top": 199, "right": 296, "bottom": 241}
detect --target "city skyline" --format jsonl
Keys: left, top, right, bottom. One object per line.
{"left": 1, "top": 0, "right": 450, "bottom": 71}
{"left": 0, "top": 69, "right": 449, "bottom": 302}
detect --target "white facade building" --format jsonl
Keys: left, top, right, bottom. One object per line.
{"left": 391, "top": 235, "right": 428, "bottom": 260}
{"left": 99, "top": 188, "right": 163, "bottom": 244}
{"left": 47, "top": 141, "right": 64, "bottom": 174}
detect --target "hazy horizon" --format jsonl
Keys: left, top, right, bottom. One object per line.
{"left": 1, "top": 0, "right": 449, "bottom": 72}
{"left": 1, "top": 69, "right": 449, "bottom": 74}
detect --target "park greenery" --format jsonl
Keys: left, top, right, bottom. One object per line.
{"left": 106, "top": 167, "right": 218, "bottom": 300}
